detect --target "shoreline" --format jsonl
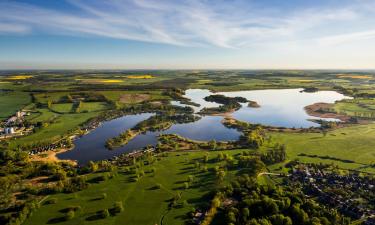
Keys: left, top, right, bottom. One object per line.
{"left": 304, "top": 102, "right": 351, "bottom": 122}
{"left": 30, "top": 147, "right": 77, "bottom": 165}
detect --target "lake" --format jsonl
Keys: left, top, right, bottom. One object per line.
{"left": 178, "top": 88, "right": 351, "bottom": 128}
{"left": 58, "top": 88, "right": 350, "bottom": 164}
{"left": 58, "top": 114, "right": 240, "bottom": 164}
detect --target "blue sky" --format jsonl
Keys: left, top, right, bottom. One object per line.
{"left": 1, "top": 0, "right": 375, "bottom": 69}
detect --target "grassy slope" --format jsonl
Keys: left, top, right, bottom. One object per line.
{"left": 24, "top": 150, "right": 243, "bottom": 225}
{"left": 272, "top": 124, "right": 375, "bottom": 173}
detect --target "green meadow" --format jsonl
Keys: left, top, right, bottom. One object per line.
{"left": 272, "top": 123, "right": 375, "bottom": 173}
{"left": 24, "top": 150, "right": 243, "bottom": 225}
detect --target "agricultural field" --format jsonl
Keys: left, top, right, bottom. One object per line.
{"left": 1, "top": 70, "right": 375, "bottom": 225}
{"left": 0, "top": 83, "right": 31, "bottom": 119}
{"left": 272, "top": 124, "right": 375, "bottom": 173}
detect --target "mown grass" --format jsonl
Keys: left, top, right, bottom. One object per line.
{"left": 272, "top": 124, "right": 375, "bottom": 173}
{"left": 24, "top": 150, "right": 245, "bottom": 225}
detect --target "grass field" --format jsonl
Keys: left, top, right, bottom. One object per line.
{"left": 24, "top": 150, "right": 244, "bottom": 225}
{"left": 334, "top": 99, "right": 375, "bottom": 118}
{"left": 51, "top": 103, "right": 74, "bottom": 113}
{"left": 0, "top": 90, "right": 30, "bottom": 119}
{"left": 272, "top": 124, "right": 375, "bottom": 173}
{"left": 11, "top": 112, "right": 100, "bottom": 147}
{"left": 34, "top": 92, "right": 70, "bottom": 104}
{"left": 79, "top": 102, "right": 108, "bottom": 112}
{"left": 26, "top": 109, "right": 59, "bottom": 123}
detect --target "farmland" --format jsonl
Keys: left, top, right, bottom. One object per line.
{"left": 0, "top": 70, "right": 375, "bottom": 225}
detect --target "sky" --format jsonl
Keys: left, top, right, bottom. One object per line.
{"left": 1, "top": 0, "right": 375, "bottom": 70}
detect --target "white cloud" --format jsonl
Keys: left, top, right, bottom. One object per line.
{"left": 0, "top": 22, "right": 30, "bottom": 34}
{"left": 0, "top": 0, "right": 371, "bottom": 48}
{"left": 319, "top": 30, "right": 375, "bottom": 46}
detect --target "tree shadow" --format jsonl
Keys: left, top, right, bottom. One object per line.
{"left": 47, "top": 217, "right": 66, "bottom": 224}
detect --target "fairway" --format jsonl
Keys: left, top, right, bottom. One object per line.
{"left": 23, "top": 150, "right": 243, "bottom": 225}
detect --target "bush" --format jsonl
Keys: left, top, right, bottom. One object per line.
{"left": 99, "top": 209, "right": 110, "bottom": 218}
{"left": 113, "top": 201, "right": 124, "bottom": 213}
{"left": 101, "top": 193, "right": 107, "bottom": 199}
{"left": 65, "top": 210, "right": 75, "bottom": 220}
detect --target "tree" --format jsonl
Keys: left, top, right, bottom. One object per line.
{"left": 216, "top": 170, "right": 226, "bottom": 183}
{"left": 227, "top": 211, "right": 236, "bottom": 223}
{"left": 209, "top": 140, "right": 217, "bottom": 150}
{"left": 113, "top": 201, "right": 124, "bottom": 213}
{"left": 47, "top": 100, "right": 52, "bottom": 109}
{"left": 88, "top": 161, "right": 98, "bottom": 172}
{"left": 203, "top": 154, "right": 209, "bottom": 163}
{"left": 101, "top": 193, "right": 107, "bottom": 199}
{"left": 187, "top": 175, "right": 194, "bottom": 183}
{"left": 99, "top": 209, "right": 110, "bottom": 218}
{"left": 217, "top": 152, "right": 224, "bottom": 161}
{"left": 242, "top": 207, "right": 250, "bottom": 221}
{"left": 65, "top": 210, "right": 75, "bottom": 220}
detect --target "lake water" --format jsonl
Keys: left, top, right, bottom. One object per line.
{"left": 58, "top": 88, "right": 350, "bottom": 164}
{"left": 58, "top": 114, "right": 240, "bottom": 164}
{"left": 177, "top": 88, "right": 351, "bottom": 128}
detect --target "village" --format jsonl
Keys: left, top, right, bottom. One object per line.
{"left": 0, "top": 110, "right": 33, "bottom": 139}
{"left": 288, "top": 164, "right": 375, "bottom": 224}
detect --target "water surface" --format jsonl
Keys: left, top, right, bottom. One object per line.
{"left": 59, "top": 88, "right": 350, "bottom": 164}
{"left": 58, "top": 114, "right": 240, "bottom": 164}
{"left": 177, "top": 88, "right": 350, "bottom": 128}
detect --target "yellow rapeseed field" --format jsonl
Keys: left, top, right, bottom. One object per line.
{"left": 337, "top": 74, "right": 372, "bottom": 79}
{"left": 126, "top": 75, "right": 154, "bottom": 79}
{"left": 6, "top": 75, "right": 34, "bottom": 80}
{"left": 76, "top": 79, "right": 124, "bottom": 83}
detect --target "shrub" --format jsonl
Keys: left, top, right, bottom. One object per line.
{"left": 101, "top": 193, "right": 107, "bottom": 199}
{"left": 65, "top": 210, "right": 75, "bottom": 220}
{"left": 113, "top": 201, "right": 124, "bottom": 213}
{"left": 99, "top": 209, "right": 110, "bottom": 218}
